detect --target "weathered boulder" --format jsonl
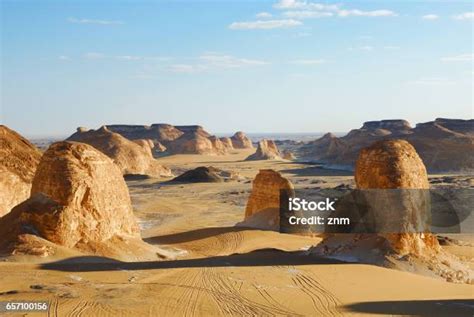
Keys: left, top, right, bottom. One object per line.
{"left": 282, "top": 150, "right": 296, "bottom": 160}
{"left": 154, "top": 141, "right": 167, "bottom": 153}
{"left": 245, "top": 140, "right": 281, "bottom": 161}
{"left": 209, "top": 136, "right": 227, "bottom": 155}
{"left": 231, "top": 131, "right": 253, "bottom": 149}
{"left": 0, "top": 126, "right": 42, "bottom": 216}
{"left": 240, "top": 170, "right": 294, "bottom": 230}
{"left": 67, "top": 126, "right": 172, "bottom": 177}
{"left": 219, "top": 137, "right": 234, "bottom": 150}
{"left": 0, "top": 142, "right": 142, "bottom": 256}
{"left": 166, "top": 131, "right": 215, "bottom": 155}
{"left": 171, "top": 166, "right": 224, "bottom": 183}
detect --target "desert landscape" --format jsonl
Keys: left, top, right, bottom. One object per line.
{"left": 0, "top": 120, "right": 473, "bottom": 316}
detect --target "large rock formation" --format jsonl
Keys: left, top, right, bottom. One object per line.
{"left": 239, "top": 170, "right": 294, "bottom": 230}
{"left": 282, "top": 150, "right": 296, "bottom": 160}
{"left": 106, "top": 124, "right": 183, "bottom": 144}
{"left": 219, "top": 137, "right": 234, "bottom": 150}
{"left": 0, "top": 126, "right": 42, "bottom": 216}
{"left": 67, "top": 126, "right": 172, "bottom": 177}
{"left": 166, "top": 131, "right": 215, "bottom": 155}
{"left": 246, "top": 140, "right": 281, "bottom": 161}
{"left": 208, "top": 136, "right": 227, "bottom": 155}
{"left": 302, "top": 118, "right": 474, "bottom": 172}
{"left": 0, "top": 142, "right": 146, "bottom": 258}
{"left": 231, "top": 131, "right": 254, "bottom": 149}
{"left": 171, "top": 166, "right": 224, "bottom": 183}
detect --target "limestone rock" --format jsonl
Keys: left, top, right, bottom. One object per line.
{"left": 171, "top": 166, "right": 224, "bottom": 183}
{"left": 0, "top": 142, "right": 141, "bottom": 255}
{"left": 106, "top": 124, "right": 183, "bottom": 144}
{"left": 245, "top": 140, "right": 281, "bottom": 161}
{"left": 301, "top": 118, "right": 474, "bottom": 172}
{"left": 0, "top": 126, "right": 42, "bottom": 216}
{"left": 231, "top": 131, "right": 253, "bottom": 149}
{"left": 133, "top": 139, "right": 155, "bottom": 154}
{"left": 166, "top": 131, "right": 215, "bottom": 155}
{"left": 209, "top": 136, "right": 227, "bottom": 155}
{"left": 282, "top": 150, "right": 296, "bottom": 160}
{"left": 241, "top": 170, "right": 294, "bottom": 230}
{"left": 219, "top": 137, "right": 234, "bottom": 150}
{"left": 155, "top": 141, "right": 167, "bottom": 153}
{"left": 67, "top": 126, "right": 172, "bottom": 177}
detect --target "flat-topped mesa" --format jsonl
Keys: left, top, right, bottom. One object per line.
{"left": 355, "top": 139, "right": 438, "bottom": 255}
{"left": 106, "top": 124, "right": 183, "bottom": 143}
{"left": 0, "top": 142, "right": 142, "bottom": 257}
{"left": 67, "top": 126, "right": 172, "bottom": 177}
{"left": 432, "top": 118, "right": 474, "bottom": 136}
{"left": 361, "top": 119, "right": 412, "bottom": 132}
{"left": 240, "top": 169, "right": 294, "bottom": 230}
{"left": 175, "top": 125, "right": 211, "bottom": 137}
{"left": 0, "top": 125, "right": 42, "bottom": 216}
{"left": 166, "top": 131, "right": 215, "bottom": 155}
{"left": 231, "top": 131, "right": 254, "bottom": 149}
{"left": 245, "top": 139, "right": 281, "bottom": 161}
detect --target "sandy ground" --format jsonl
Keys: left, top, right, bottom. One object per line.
{"left": 0, "top": 149, "right": 473, "bottom": 316}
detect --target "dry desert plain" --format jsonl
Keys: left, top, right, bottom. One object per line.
{"left": 0, "top": 148, "right": 473, "bottom": 316}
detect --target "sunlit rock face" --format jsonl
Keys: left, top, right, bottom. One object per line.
{"left": 245, "top": 140, "right": 281, "bottom": 161}
{"left": 68, "top": 126, "right": 172, "bottom": 177}
{"left": 0, "top": 142, "right": 141, "bottom": 255}
{"left": 0, "top": 125, "right": 42, "bottom": 216}
{"left": 231, "top": 131, "right": 254, "bottom": 149}
{"left": 242, "top": 169, "right": 294, "bottom": 230}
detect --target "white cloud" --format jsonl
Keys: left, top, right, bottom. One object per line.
{"left": 383, "top": 46, "right": 400, "bottom": 50}
{"left": 408, "top": 77, "right": 455, "bottom": 86}
{"left": 83, "top": 52, "right": 105, "bottom": 59}
{"left": 283, "top": 11, "right": 333, "bottom": 19}
{"left": 453, "top": 12, "right": 474, "bottom": 20}
{"left": 422, "top": 14, "right": 439, "bottom": 20}
{"left": 256, "top": 12, "right": 273, "bottom": 18}
{"left": 338, "top": 9, "right": 397, "bottom": 17}
{"left": 290, "top": 59, "right": 326, "bottom": 65}
{"left": 116, "top": 55, "right": 142, "bottom": 61}
{"left": 441, "top": 53, "right": 474, "bottom": 62}
{"left": 68, "top": 17, "right": 123, "bottom": 25}
{"left": 349, "top": 46, "right": 374, "bottom": 51}
{"left": 229, "top": 19, "right": 302, "bottom": 30}
{"left": 169, "top": 53, "right": 269, "bottom": 73}
{"left": 274, "top": 0, "right": 340, "bottom": 11}
{"left": 59, "top": 55, "right": 71, "bottom": 61}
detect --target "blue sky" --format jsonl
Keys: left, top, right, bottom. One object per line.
{"left": 1, "top": 0, "right": 473, "bottom": 137}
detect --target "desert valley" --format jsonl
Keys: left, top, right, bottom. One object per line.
{"left": 0, "top": 118, "right": 473, "bottom": 316}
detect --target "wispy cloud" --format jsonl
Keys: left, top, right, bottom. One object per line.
{"left": 383, "top": 46, "right": 400, "bottom": 50}
{"left": 169, "top": 53, "right": 269, "bottom": 73}
{"left": 283, "top": 11, "right": 333, "bottom": 19}
{"left": 407, "top": 77, "right": 455, "bottom": 86}
{"left": 441, "top": 53, "right": 473, "bottom": 62}
{"left": 229, "top": 19, "right": 302, "bottom": 30}
{"left": 338, "top": 9, "right": 397, "bottom": 17}
{"left": 290, "top": 59, "right": 326, "bottom": 65}
{"left": 83, "top": 52, "right": 105, "bottom": 59}
{"left": 256, "top": 12, "right": 273, "bottom": 19}
{"left": 274, "top": 0, "right": 339, "bottom": 11}
{"left": 453, "top": 12, "right": 474, "bottom": 20}
{"left": 348, "top": 45, "right": 374, "bottom": 51}
{"left": 422, "top": 14, "right": 439, "bottom": 20}
{"left": 59, "top": 55, "right": 71, "bottom": 61}
{"left": 116, "top": 55, "right": 142, "bottom": 61}
{"left": 68, "top": 17, "right": 123, "bottom": 25}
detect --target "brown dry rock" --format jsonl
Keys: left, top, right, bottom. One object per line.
{"left": 0, "top": 142, "right": 147, "bottom": 258}
{"left": 208, "top": 136, "right": 227, "bottom": 155}
{"left": 282, "top": 150, "right": 296, "bottom": 160}
{"left": 219, "top": 137, "right": 234, "bottom": 150}
{"left": 0, "top": 126, "right": 42, "bottom": 216}
{"left": 167, "top": 132, "right": 214, "bottom": 155}
{"left": 241, "top": 170, "right": 294, "bottom": 230}
{"left": 231, "top": 131, "right": 253, "bottom": 149}
{"left": 133, "top": 139, "right": 155, "bottom": 154}
{"left": 68, "top": 126, "right": 172, "bottom": 177}
{"left": 155, "top": 141, "right": 167, "bottom": 153}
{"left": 246, "top": 139, "right": 281, "bottom": 161}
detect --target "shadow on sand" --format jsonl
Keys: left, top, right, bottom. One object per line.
{"left": 39, "top": 250, "right": 345, "bottom": 272}
{"left": 144, "top": 226, "right": 250, "bottom": 244}
{"left": 344, "top": 299, "right": 474, "bottom": 316}
{"left": 280, "top": 165, "right": 353, "bottom": 177}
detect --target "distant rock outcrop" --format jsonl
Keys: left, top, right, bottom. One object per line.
{"left": 282, "top": 150, "right": 296, "bottom": 160}
{"left": 133, "top": 139, "right": 155, "bottom": 154}
{"left": 67, "top": 126, "right": 172, "bottom": 177}
{"left": 231, "top": 132, "right": 253, "bottom": 149}
{"left": 167, "top": 131, "right": 215, "bottom": 155}
{"left": 0, "top": 142, "right": 148, "bottom": 258}
{"left": 239, "top": 170, "right": 294, "bottom": 230}
{"left": 171, "top": 166, "right": 224, "bottom": 183}
{"left": 106, "top": 124, "right": 183, "bottom": 144}
{"left": 0, "top": 126, "right": 42, "bottom": 216}
{"left": 246, "top": 140, "right": 281, "bottom": 161}
{"left": 219, "top": 137, "right": 234, "bottom": 150}
{"left": 208, "top": 136, "right": 227, "bottom": 155}
{"left": 302, "top": 118, "right": 474, "bottom": 172}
